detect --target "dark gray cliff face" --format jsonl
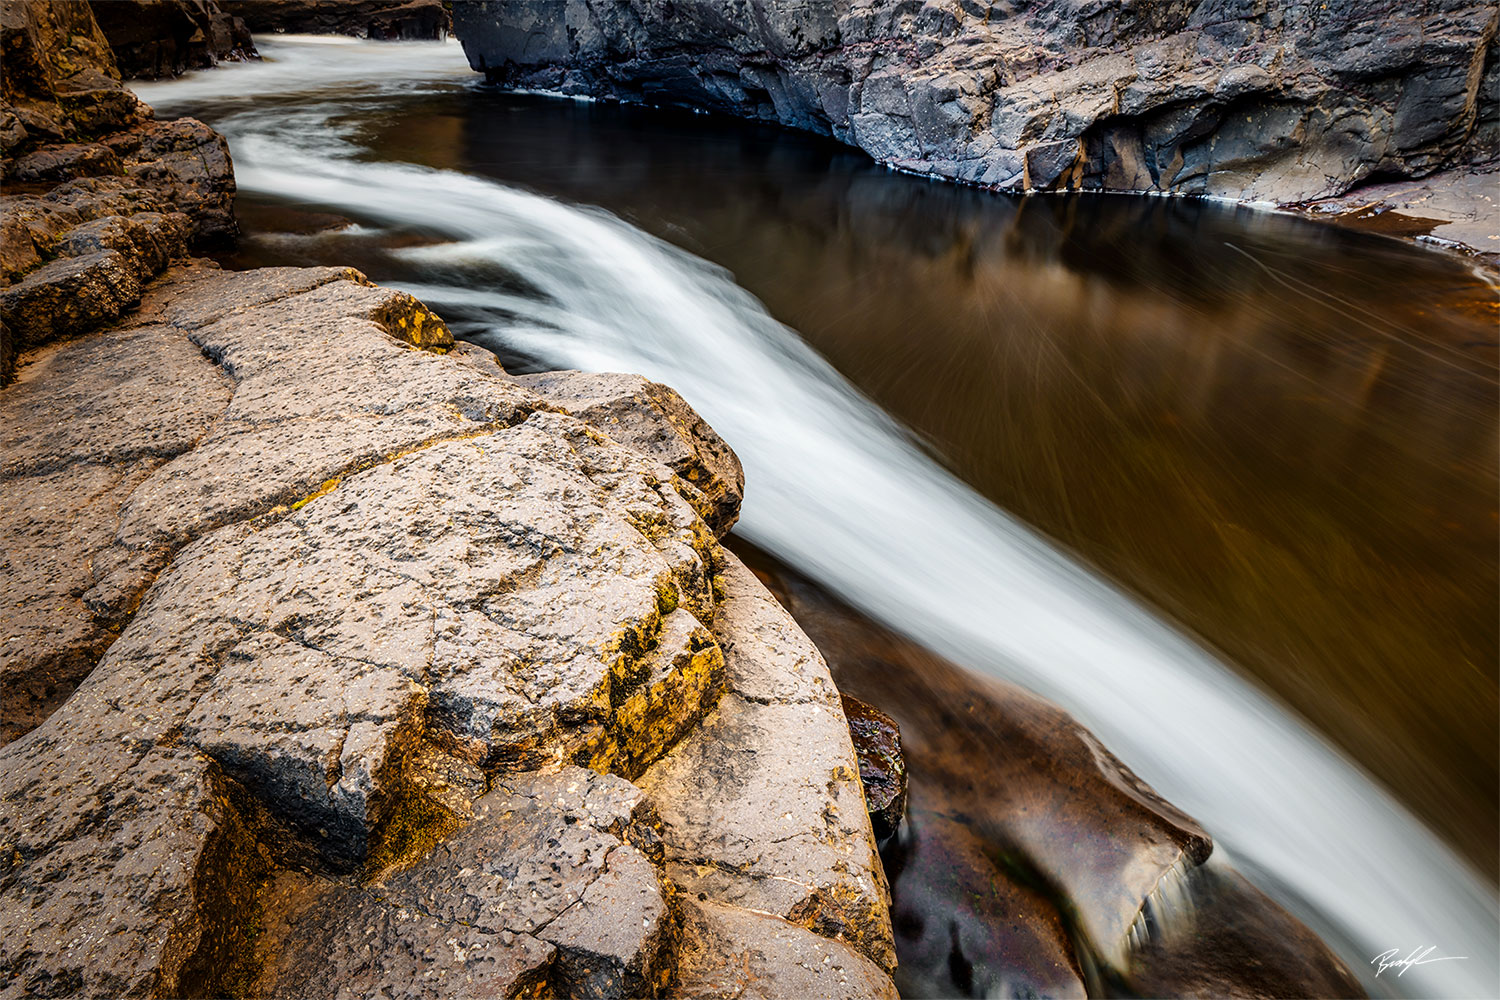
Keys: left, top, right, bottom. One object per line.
{"left": 453, "top": 0, "right": 1498, "bottom": 203}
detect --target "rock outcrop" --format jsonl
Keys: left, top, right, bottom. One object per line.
{"left": 0, "top": 262, "right": 896, "bottom": 999}
{"left": 0, "top": 0, "right": 236, "bottom": 384}
{"left": 220, "top": 0, "right": 450, "bottom": 40}
{"left": 89, "top": 0, "right": 257, "bottom": 80}
{"left": 1292, "top": 160, "right": 1500, "bottom": 265}
{"left": 454, "top": 0, "right": 1498, "bottom": 207}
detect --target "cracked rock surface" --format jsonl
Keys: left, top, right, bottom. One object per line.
{"left": 454, "top": 1, "right": 1497, "bottom": 216}
{"left": 0, "top": 263, "right": 895, "bottom": 998}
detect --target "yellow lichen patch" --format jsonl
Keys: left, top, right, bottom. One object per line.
{"left": 600, "top": 615, "right": 725, "bottom": 780}
{"left": 655, "top": 578, "right": 680, "bottom": 617}
{"left": 371, "top": 292, "right": 453, "bottom": 351}
{"left": 290, "top": 476, "right": 342, "bottom": 510}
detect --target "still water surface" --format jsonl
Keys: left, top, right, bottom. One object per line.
{"left": 135, "top": 38, "right": 1498, "bottom": 996}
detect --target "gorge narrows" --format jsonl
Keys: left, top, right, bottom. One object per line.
{"left": 132, "top": 37, "right": 1499, "bottom": 998}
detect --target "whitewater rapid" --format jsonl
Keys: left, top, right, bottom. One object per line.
{"left": 134, "top": 39, "right": 1498, "bottom": 998}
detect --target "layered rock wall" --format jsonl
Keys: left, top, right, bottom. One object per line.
{"left": 89, "top": 0, "right": 258, "bottom": 80}
{"left": 220, "top": 0, "right": 451, "bottom": 40}
{"left": 0, "top": 0, "right": 235, "bottom": 385}
{"left": 454, "top": 0, "right": 1498, "bottom": 204}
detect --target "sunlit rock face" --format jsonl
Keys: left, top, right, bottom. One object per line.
{"left": 0, "top": 263, "right": 897, "bottom": 1000}
{"left": 453, "top": 0, "right": 1498, "bottom": 203}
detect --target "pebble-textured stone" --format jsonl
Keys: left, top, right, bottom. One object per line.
{"left": 640, "top": 554, "right": 897, "bottom": 974}
{"left": 257, "top": 768, "right": 672, "bottom": 1000}
{"left": 672, "top": 897, "right": 899, "bottom": 1000}
{"left": 515, "top": 369, "right": 746, "bottom": 537}
{"left": 0, "top": 264, "right": 895, "bottom": 999}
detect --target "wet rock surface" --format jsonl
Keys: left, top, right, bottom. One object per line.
{"left": 455, "top": 1, "right": 1497, "bottom": 223}
{"left": 0, "top": 0, "right": 236, "bottom": 383}
{"left": 0, "top": 264, "right": 896, "bottom": 999}
{"left": 221, "top": 0, "right": 450, "bottom": 40}
{"left": 840, "top": 694, "right": 906, "bottom": 845}
{"left": 735, "top": 539, "right": 1362, "bottom": 998}
{"left": 90, "top": 0, "right": 257, "bottom": 80}
{"left": 1292, "top": 160, "right": 1500, "bottom": 266}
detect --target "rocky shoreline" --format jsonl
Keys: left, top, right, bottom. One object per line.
{"left": 0, "top": 3, "right": 1380, "bottom": 998}
{"left": 453, "top": 0, "right": 1499, "bottom": 265}
{"left": 0, "top": 257, "right": 898, "bottom": 997}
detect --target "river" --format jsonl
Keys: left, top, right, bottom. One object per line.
{"left": 133, "top": 37, "right": 1499, "bottom": 998}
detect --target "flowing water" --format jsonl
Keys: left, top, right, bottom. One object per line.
{"left": 134, "top": 38, "right": 1499, "bottom": 997}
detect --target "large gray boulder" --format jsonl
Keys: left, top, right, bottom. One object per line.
{"left": 515, "top": 369, "right": 746, "bottom": 537}
{"left": 453, "top": 0, "right": 1498, "bottom": 205}
{"left": 0, "top": 263, "right": 895, "bottom": 999}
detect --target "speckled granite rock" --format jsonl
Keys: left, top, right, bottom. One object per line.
{"left": 672, "top": 897, "right": 898, "bottom": 1000}
{"left": 254, "top": 768, "right": 673, "bottom": 999}
{"left": 0, "top": 264, "right": 895, "bottom": 999}
{"left": 454, "top": 1, "right": 1497, "bottom": 208}
{"left": 515, "top": 369, "right": 746, "bottom": 537}
{"left": 639, "top": 555, "right": 897, "bottom": 974}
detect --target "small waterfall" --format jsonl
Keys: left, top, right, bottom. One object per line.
{"left": 134, "top": 40, "right": 1498, "bottom": 998}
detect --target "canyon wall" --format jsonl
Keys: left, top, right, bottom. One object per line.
{"left": 454, "top": 0, "right": 1498, "bottom": 205}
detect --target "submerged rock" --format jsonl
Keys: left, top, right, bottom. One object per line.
{"left": 1119, "top": 862, "right": 1366, "bottom": 998}
{"left": 454, "top": 1, "right": 1498, "bottom": 207}
{"left": 885, "top": 804, "right": 1086, "bottom": 999}
{"left": 738, "top": 542, "right": 1363, "bottom": 997}
{"left": 840, "top": 693, "right": 907, "bottom": 844}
